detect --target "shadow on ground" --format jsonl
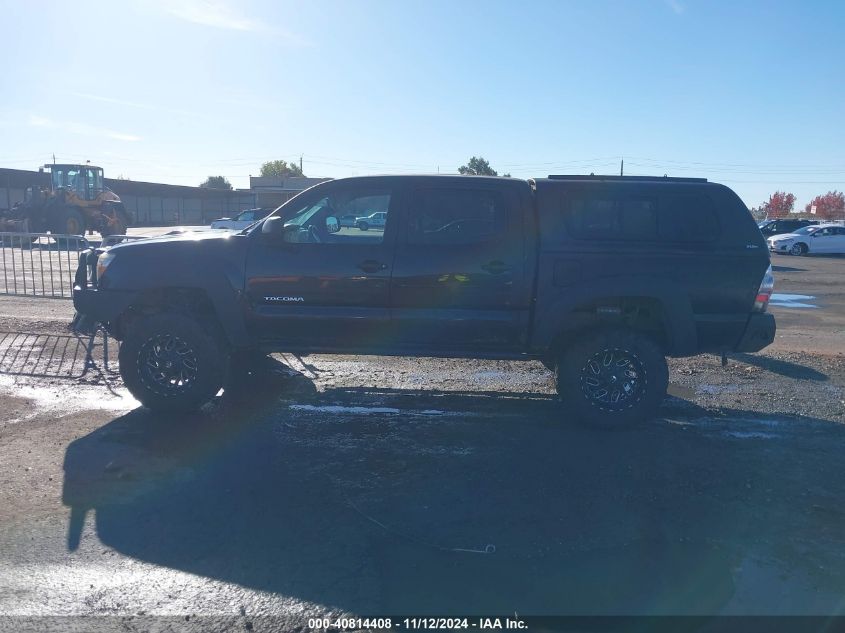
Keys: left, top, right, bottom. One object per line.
{"left": 733, "top": 352, "right": 828, "bottom": 381}
{"left": 60, "top": 360, "right": 845, "bottom": 615}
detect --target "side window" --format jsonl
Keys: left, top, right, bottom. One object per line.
{"left": 658, "top": 194, "right": 720, "bottom": 242}
{"left": 282, "top": 189, "right": 391, "bottom": 244}
{"left": 621, "top": 198, "right": 658, "bottom": 239}
{"left": 566, "top": 195, "right": 657, "bottom": 240}
{"left": 408, "top": 188, "right": 506, "bottom": 245}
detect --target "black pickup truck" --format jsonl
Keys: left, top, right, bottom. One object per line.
{"left": 72, "top": 174, "right": 775, "bottom": 427}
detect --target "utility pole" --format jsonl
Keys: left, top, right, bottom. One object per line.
{"left": 300, "top": 154, "right": 303, "bottom": 174}
{"left": 620, "top": 157, "right": 624, "bottom": 176}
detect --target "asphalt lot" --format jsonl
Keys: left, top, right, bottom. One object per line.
{"left": 0, "top": 251, "right": 843, "bottom": 625}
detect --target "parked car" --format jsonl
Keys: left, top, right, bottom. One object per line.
{"left": 767, "top": 223, "right": 845, "bottom": 256}
{"left": 72, "top": 174, "right": 775, "bottom": 427}
{"left": 355, "top": 211, "right": 387, "bottom": 231}
{"left": 210, "top": 208, "right": 271, "bottom": 230}
{"left": 758, "top": 218, "right": 818, "bottom": 238}
{"left": 338, "top": 214, "right": 359, "bottom": 228}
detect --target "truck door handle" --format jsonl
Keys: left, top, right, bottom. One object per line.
{"left": 358, "top": 260, "right": 388, "bottom": 273}
{"left": 481, "top": 260, "right": 510, "bottom": 275}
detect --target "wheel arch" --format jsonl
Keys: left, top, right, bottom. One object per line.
{"left": 533, "top": 278, "right": 698, "bottom": 358}
{"left": 114, "top": 285, "right": 249, "bottom": 349}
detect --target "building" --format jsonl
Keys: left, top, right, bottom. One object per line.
{"left": 248, "top": 176, "right": 331, "bottom": 209}
{"left": 0, "top": 168, "right": 330, "bottom": 226}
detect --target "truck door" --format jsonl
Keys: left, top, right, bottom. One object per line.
{"left": 389, "top": 183, "right": 531, "bottom": 351}
{"left": 243, "top": 180, "right": 400, "bottom": 349}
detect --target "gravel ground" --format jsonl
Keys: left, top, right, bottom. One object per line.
{"left": 0, "top": 254, "right": 843, "bottom": 627}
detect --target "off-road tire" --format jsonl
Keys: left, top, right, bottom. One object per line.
{"left": 555, "top": 329, "right": 668, "bottom": 429}
{"left": 51, "top": 206, "right": 86, "bottom": 237}
{"left": 119, "top": 313, "right": 225, "bottom": 412}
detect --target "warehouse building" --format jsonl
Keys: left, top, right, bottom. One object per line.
{"left": 0, "top": 168, "right": 328, "bottom": 226}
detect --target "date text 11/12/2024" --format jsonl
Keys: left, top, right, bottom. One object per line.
{"left": 307, "top": 617, "right": 528, "bottom": 630}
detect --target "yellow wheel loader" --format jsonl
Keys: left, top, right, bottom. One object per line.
{"left": 0, "top": 164, "right": 131, "bottom": 237}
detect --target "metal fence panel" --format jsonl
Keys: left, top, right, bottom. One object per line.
{"left": 0, "top": 232, "right": 90, "bottom": 298}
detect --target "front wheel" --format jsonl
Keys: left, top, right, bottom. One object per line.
{"left": 51, "top": 206, "right": 86, "bottom": 236}
{"left": 357, "top": 222, "right": 369, "bottom": 231}
{"left": 789, "top": 242, "right": 807, "bottom": 256}
{"left": 555, "top": 329, "right": 668, "bottom": 429}
{"left": 119, "top": 313, "right": 225, "bottom": 412}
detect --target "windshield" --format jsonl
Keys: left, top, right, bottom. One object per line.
{"left": 793, "top": 226, "right": 819, "bottom": 235}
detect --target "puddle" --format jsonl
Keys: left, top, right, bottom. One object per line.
{"left": 0, "top": 375, "right": 137, "bottom": 421}
{"left": 289, "top": 404, "right": 449, "bottom": 416}
{"left": 697, "top": 384, "right": 740, "bottom": 395}
{"left": 722, "top": 431, "right": 779, "bottom": 439}
{"left": 667, "top": 384, "right": 696, "bottom": 400}
{"left": 769, "top": 293, "right": 818, "bottom": 309}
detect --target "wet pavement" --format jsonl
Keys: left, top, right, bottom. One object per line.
{"left": 0, "top": 256, "right": 844, "bottom": 624}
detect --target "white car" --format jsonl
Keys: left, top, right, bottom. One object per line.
{"left": 211, "top": 209, "right": 270, "bottom": 230}
{"left": 355, "top": 211, "right": 387, "bottom": 231}
{"left": 767, "top": 223, "right": 845, "bottom": 256}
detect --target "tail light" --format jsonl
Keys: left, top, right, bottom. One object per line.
{"left": 753, "top": 264, "right": 774, "bottom": 312}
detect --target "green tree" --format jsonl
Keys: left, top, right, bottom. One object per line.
{"left": 260, "top": 159, "right": 304, "bottom": 178}
{"left": 199, "top": 175, "right": 232, "bottom": 190}
{"left": 458, "top": 156, "right": 498, "bottom": 176}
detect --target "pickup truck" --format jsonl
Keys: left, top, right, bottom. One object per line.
{"left": 355, "top": 211, "right": 388, "bottom": 231}
{"left": 72, "top": 174, "right": 776, "bottom": 427}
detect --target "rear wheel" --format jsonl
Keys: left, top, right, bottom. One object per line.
{"left": 119, "top": 313, "right": 225, "bottom": 412}
{"left": 555, "top": 329, "right": 668, "bottom": 429}
{"left": 790, "top": 242, "right": 807, "bottom": 256}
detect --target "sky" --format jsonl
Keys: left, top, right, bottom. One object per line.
{"left": 1, "top": 0, "right": 843, "bottom": 209}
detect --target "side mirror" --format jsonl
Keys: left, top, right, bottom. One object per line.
{"left": 326, "top": 216, "right": 340, "bottom": 233}
{"left": 262, "top": 216, "right": 285, "bottom": 237}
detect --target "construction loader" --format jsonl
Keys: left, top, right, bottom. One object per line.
{"left": 0, "top": 164, "right": 131, "bottom": 237}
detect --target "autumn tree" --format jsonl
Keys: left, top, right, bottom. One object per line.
{"left": 804, "top": 191, "right": 845, "bottom": 221}
{"left": 260, "top": 159, "right": 304, "bottom": 178}
{"left": 458, "top": 156, "right": 498, "bottom": 176}
{"left": 759, "top": 191, "right": 795, "bottom": 219}
{"left": 199, "top": 175, "right": 232, "bottom": 190}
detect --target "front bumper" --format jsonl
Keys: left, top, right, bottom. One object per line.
{"left": 71, "top": 250, "right": 136, "bottom": 334}
{"left": 73, "top": 286, "right": 136, "bottom": 321}
{"left": 768, "top": 240, "right": 792, "bottom": 253}
{"left": 734, "top": 312, "right": 776, "bottom": 353}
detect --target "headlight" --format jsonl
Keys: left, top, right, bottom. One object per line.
{"left": 96, "top": 250, "right": 117, "bottom": 281}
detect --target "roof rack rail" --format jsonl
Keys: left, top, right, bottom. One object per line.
{"left": 547, "top": 174, "right": 707, "bottom": 183}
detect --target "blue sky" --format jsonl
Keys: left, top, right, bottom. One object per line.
{"left": 1, "top": 0, "right": 843, "bottom": 209}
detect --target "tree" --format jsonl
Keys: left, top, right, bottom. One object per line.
{"left": 260, "top": 159, "right": 304, "bottom": 178}
{"left": 458, "top": 156, "right": 498, "bottom": 176}
{"left": 759, "top": 191, "right": 795, "bottom": 219}
{"left": 804, "top": 191, "right": 845, "bottom": 221}
{"left": 199, "top": 175, "right": 232, "bottom": 190}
